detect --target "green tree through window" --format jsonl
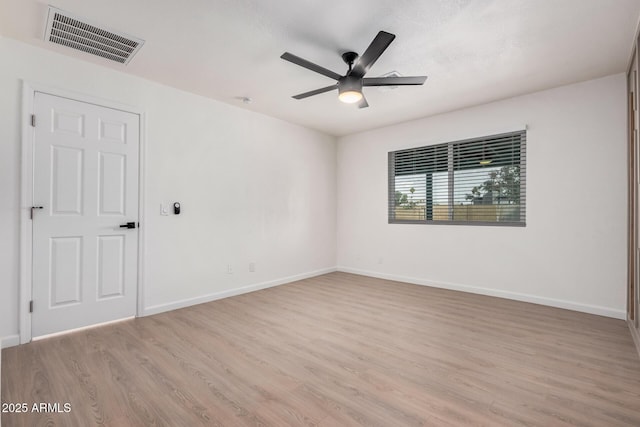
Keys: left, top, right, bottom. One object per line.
{"left": 465, "top": 166, "right": 521, "bottom": 205}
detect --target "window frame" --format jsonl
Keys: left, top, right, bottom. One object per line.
{"left": 388, "top": 130, "right": 526, "bottom": 227}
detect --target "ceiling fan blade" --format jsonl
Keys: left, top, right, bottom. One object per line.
{"left": 281, "top": 52, "right": 342, "bottom": 81}
{"left": 349, "top": 31, "right": 396, "bottom": 78}
{"left": 292, "top": 85, "right": 337, "bottom": 100}
{"left": 363, "top": 76, "right": 428, "bottom": 86}
{"left": 358, "top": 95, "right": 369, "bottom": 109}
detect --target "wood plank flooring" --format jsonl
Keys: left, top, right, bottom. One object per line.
{"left": 3, "top": 272, "right": 640, "bottom": 426}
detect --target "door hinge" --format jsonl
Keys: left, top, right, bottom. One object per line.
{"left": 30, "top": 114, "right": 36, "bottom": 127}
{"left": 29, "top": 300, "right": 33, "bottom": 313}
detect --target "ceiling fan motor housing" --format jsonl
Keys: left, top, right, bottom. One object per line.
{"left": 338, "top": 75, "right": 362, "bottom": 94}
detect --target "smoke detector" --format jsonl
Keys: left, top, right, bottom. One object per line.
{"left": 44, "top": 6, "right": 145, "bottom": 65}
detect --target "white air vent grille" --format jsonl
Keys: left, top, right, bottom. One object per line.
{"left": 44, "top": 7, "right": 144, "bottom": 65}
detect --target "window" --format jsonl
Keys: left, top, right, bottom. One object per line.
{"left": 388, "top": 130, "right": 526, "bottom": 226}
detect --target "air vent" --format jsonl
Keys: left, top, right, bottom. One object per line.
{"left": 44, "top": 6, "right": 144, "bottom": 65}
{"left": 378, "top": 71, "right": 402, "bottom": 91}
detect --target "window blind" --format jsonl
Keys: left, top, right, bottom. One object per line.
{"left": 388, "top": 130, "right": 526, "bottom": 226}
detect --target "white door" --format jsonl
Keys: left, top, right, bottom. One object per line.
{"left": 31, "top": 92, "right": 139, "bottom": 337}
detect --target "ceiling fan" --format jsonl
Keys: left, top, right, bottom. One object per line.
{"left": 280, "top": 31, "right": 427, "bottom": 109}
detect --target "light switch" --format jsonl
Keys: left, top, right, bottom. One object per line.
{"left": 160, "top": 203, "right": 169, "bottom": 216}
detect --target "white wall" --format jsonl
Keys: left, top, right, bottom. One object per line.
{"left": 337, "top": 74, "right": 627, "bottom": 318}
{"left": 0, "top": 35, "right": 628, "bottom": 347}
{"left": 0, "top": 37, "right": 337, "bottom": 345}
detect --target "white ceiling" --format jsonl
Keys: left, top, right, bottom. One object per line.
{"left": 1, "top": 0, "right": 639, "bottom": 136}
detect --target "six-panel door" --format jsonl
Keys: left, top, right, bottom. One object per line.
{"left": 32, "top": 92, "right": 139, "bottom": 337}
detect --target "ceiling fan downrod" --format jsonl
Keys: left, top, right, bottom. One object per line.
{"left": 341, "top": 51, "right": 359, "bottom": 73}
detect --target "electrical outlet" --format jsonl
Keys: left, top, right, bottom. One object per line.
{"left": 227, "top": 264, "right": 233, "bottom": 274}
{"left": 249, "top": 262, "right": 255, "bottom": 272}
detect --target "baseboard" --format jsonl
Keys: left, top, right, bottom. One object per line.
{"left": 629, "top": 321, "right": 640, "bottom": 359}
{"left": 142, "top": 267, "right": 337, "bottom": 317}
{"left": 337, "top": 266, "right": 626, "bottom": 320}
{"left": 1, "top": 334, "right": 20, "bottom": 349}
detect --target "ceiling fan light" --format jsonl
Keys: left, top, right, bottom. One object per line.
{"left": 338, "top": 90, "right": 363, "bottom": 103}
{"left": 338, "top": 76, "right": 363, "bottom": 104}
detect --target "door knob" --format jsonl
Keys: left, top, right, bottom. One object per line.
{"left": 119, "top": 222, "right": 136, "bottom": 229}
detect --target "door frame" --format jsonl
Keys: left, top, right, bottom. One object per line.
{"left": 628, "top": 30, "right": 640, "bottom": 358}
{"left": 630, "top": 90, "right": 636, "bottom": 321}
{"left": 19, "top": 81, "right": 147, "bottom": 344}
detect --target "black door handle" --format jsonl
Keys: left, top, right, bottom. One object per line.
{"left": 119, "top": 222, "right": 136, "bottom": 229}
{"left": 30, "top": 206, "right": 44, "bottom": 219}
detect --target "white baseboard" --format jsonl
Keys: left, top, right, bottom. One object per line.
{"left": 337, "top": 266, "right": 626, "bottom": 320}
{"left": 1, "top": 334, "right": 20, "bottom": 349}
{"left": 629, "top": 321, "right": 640, "bottom": 359}
{"left": 142, "top": 267, "right": 337, "bottom": 317}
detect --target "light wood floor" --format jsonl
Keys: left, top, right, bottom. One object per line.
{"left": 3, "top": 272, "right": 640, "bottom": 426}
